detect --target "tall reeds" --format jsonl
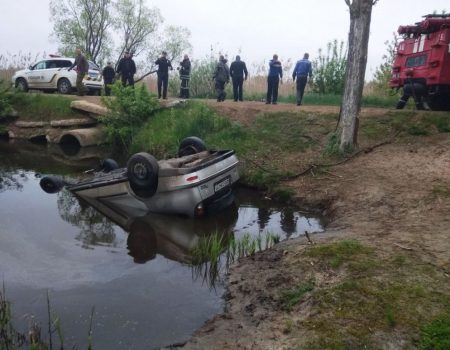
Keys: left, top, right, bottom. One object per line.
{"left": 191, "top": 231, "right": 280, "bottom": 288}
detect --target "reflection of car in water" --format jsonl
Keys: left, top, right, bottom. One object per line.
{"left": 76, "top": 192, "right": 238, "bottom": 265}
{"left": 41, "top": 137, "right": 239, "bottom": 217}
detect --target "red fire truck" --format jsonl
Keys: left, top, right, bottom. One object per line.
{"left": 390, "top": 13, "right": 450, "bottom": 111}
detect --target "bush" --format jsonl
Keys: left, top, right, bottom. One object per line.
{"left": 131, "top": 101, "right": 235, "bottom": 157}
{"left": 311, "top": 40, "right": 347, "bottom": 95}
{"left": 0, "top": 80, "right": 12, "bottom": 117}
{"left": 101, "top": 82, "right": 159, "bottom": 150}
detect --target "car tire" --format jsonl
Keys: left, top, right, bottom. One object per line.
{"left": 57, "top": 78, "right": 72, "bottom": 94}
{"left": 127, "top": 152, "right": 159, "bottom": 198}
{"left": 178, "top": 136, "right": 207, "bottom": 157}
{"left": 40, "top": 176, "right": 65, "bottom": 194}
{"left": 15, "top": 78, "right": 28, "bottom": 92}
{"left": 99, "top": 158, "right": 119, "bottom": 173}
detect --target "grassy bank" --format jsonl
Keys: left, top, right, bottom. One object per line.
{"left": 132, "top": 101, "right": 449, "bottom": 192}
{"left": 281, "top": 240, "right": 450, "bottom": 349}
{"left": 9, "top": 93, "right": 83, "bottom": 121}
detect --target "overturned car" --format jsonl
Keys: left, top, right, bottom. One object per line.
{"left": 40, "top": 137, "right": 239, "bottom": 217}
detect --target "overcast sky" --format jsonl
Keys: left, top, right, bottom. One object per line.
{"left": 0, "top": 0, "right": 448, "bottom": 79}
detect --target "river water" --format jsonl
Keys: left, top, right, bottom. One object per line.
{"left": 0, "top": 139, "right": 323, "bottom": 349}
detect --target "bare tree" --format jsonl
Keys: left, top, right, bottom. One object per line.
{"left": 114, "top": 0, "right": 163, "bottom": 65}
{"left": 337, "top": 0, "right": 379, "bottom": 152}
{"left": 49, "top": 0, "right": 113, "bottom": 63}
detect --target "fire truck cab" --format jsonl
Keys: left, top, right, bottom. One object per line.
{"left": 390, "top": 13, "right": 450, "bottom": 111}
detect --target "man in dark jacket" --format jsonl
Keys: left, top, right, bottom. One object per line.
{"left": 155, "top": 51, "right": 173, "bottom": 99}
{"left": 213, "top": 55, "right": 230, "bottom": 102}
{"left": 292, "top": 53, "right": 312, "bottom": 106}
{"left": 102, "top": 62, "right": 115, "bottom": 96}
{"left": 116, "top": 51, "right": 136, "bottom": 87}
{"left": 178, "top": 54, "right": 191, "bottom": 98}
{"left": 266, "top": 54, "right": 282, "bottom": 104}
{"left": 229, "top": 55, "right": 248, "bottom": 101}
{"left": 68, "top": 48, "right": 89, "bottom": 96}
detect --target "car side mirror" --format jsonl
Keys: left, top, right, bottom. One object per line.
{"left": 29, "top": 65, "right": 33, "bottom": 70}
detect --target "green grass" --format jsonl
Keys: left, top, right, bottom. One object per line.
{"left": 132, "top": 101, "right": 323, "bottom": 188}
{"left": 292, "top": 240, "right": 450, "bottom": 348}
{"left": 281, "top": 280, "right": 315, "bottom": 311}
{"left": 10, "top": 92, "right": 82, "bottom": 121}
{"left": 419, "top": 315, "right": 450, "bottom": 350}
{"left": 432, "top": 184, "right": 450, "bottom": 198}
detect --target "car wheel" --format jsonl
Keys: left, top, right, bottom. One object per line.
{"left": 57, "top": 78, "right": 72, "bottom": 94}
{"left": 127, "top": 152, "right": 159, "bottom": 198}
{"left": 99, "top": 158, "right": 119, "bottom": 173}
{"left": 15, "top": 78, "right": 28, "bottom": 92}
{"left": 178, "top": 136, "right": 207, "bottom": 157}
{"left": 40, "top": 176, "right": 65, "bottom": 194}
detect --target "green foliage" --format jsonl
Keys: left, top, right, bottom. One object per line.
{"left": 306, "top": 239, "right": 369, "bottom": 268}
{"left": 311, "top": 39, "right": 347, "bottom": 95}
{"left": 101, "top": 82, "right": 159, "bottom": 149}
{"left": 49, "top": 0, "right": 114, "bottom": 63}
{"left": 188, "top": 58, "right": 216, "bottom": 98}
{"left": 0, "top": 81, "right": 12, "bottom": 117}
{"left": 323, "top": 132, "right": 341, "bottom": 157}
{"left": 131, "top": 101, "right": 236, "bottom": 157}
{"left": 9, "top": 93, "right": 80, "bottom": 121}
{"left": 371, "top": 33, "right": 398, "bottom": 95}
{"left": 419, "top": 315, "right": 450, "bottom": 350}
{"left": 281, "top": 280, "right": 315, "bottom": 311}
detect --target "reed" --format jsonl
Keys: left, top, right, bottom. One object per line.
{"left": 190, "top": 231, "right": 281, "bottom": 288}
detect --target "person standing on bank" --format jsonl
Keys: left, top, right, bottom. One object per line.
{"left": 102, "top": 62, "right": 115, "bottom": 96}
{"left": 178, "top": 54, "right": 191, "bottom": 98}
{"left": 292, "top": 53, "right": 312, "bottom": 106}
{"left": 213, "top": 55, "right": 230, "bottom": 102}
{"left": 229, "top": 55, "right": 248, "bottom": 102}
{"left": 68, "top": 48, "right": 89, "bottom": 96}
{"left": 266, "top": 54, "right": 282, "bottom": 104}
{"left": 116, "top": 51, "right": 136, "bottom": 87}
{"left": 155, "top": 51, "right": 173, "bottom": 99}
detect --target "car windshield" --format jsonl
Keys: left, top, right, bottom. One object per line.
{"left": 88, "top": 61, "right": 100, "bottom": 71}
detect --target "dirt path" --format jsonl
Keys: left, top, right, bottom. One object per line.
{"left": 175, "top": 101, "right": 450, "bottom": 349}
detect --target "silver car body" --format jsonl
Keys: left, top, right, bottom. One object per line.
{"left": 68, "top": 150, "right": 239, "bottom": 217}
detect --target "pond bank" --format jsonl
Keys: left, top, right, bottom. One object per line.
{"left": 178, "top": 102, "right": 450, "bottom": 349}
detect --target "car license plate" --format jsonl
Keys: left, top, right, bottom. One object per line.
{"left": 214, "top": 177, "right": 231, "bottom": 193}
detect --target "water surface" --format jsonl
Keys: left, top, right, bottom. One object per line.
{"left": 0, "top": 140, "right": 323, "bottom": 349}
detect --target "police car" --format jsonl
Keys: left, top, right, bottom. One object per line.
{"left": 11, "top": 56, "right": 104, "bottom": 94}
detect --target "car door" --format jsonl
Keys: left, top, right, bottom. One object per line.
{"left": 26, "top": 61, "right": 48, "bottom": 89}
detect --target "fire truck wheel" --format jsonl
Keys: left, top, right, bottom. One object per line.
{"left": 178, "top": 136, "right": 207, "bottom": 157}
{"left": 127, "top": 152, "right": 159, "bottom": 198}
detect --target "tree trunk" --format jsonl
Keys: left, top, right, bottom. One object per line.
{"left": 338, "top": 0, "right": 377, "bottom": 152}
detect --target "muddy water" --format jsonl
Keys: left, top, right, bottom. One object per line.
{"left": 0, "top": 140, "right": 323, "bottom": 349}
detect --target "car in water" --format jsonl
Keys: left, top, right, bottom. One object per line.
{"left": 40, "top": 137, "right": 240, "bottom": 218}
{"left": 11, "top": 56, "right": 104, "bottom": 95}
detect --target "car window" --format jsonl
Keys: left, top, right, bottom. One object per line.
{"left": 88, "top": 61, "right": 100, "bottom": 71}
{"left": 33, "top": 61, "right": 47, "bottom": 70}
{"left": 57, "top": 60, "right": 72, "bottom": 68}
{"left": 48, "top": 60, "right": 58, "bottom": 69}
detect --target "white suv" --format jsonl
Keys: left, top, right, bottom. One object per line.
{"left": 12, "top": 57, "right": 104, "bottom": 95}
